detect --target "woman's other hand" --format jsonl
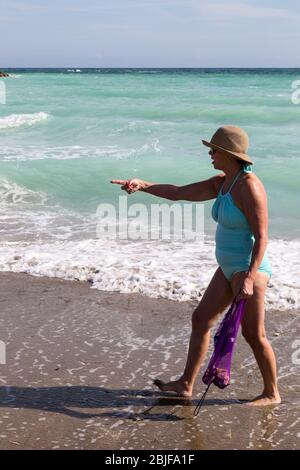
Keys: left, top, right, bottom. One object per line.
{"left": 232, "top": 271, "right": 254, "bottom": 301}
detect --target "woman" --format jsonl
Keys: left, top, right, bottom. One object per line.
{"left": 111, "top": 125, "right": 281, "bottom": 406}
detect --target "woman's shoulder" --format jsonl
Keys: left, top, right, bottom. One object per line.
{"left": 213, "top": 173, "right": 226, "bottom": 197}
{"left": 242, "top": 171, "right": 264, "bottom": 188}
{"left": 240, "top": 172, "right": 267, "bottom": 199}
{"left": 213, "top": 173, "right": 226, "bottom": 192}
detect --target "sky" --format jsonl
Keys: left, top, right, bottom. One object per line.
{"left": 1, "top": 0, "right": 300, "bottom": 68}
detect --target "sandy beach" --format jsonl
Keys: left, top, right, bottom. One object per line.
{"left": 1, "top": 0, "right": 300, "bottom": 454}
{"left": 0, "top": 272, "right": 299, "bottom": 450}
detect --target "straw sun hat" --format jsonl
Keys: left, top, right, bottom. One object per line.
{"left": 202, "top": 125, "right": 253, "bottom": 165}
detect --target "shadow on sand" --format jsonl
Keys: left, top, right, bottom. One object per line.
{"left": 0, "top": 386, "right": 247, "bottom": 421}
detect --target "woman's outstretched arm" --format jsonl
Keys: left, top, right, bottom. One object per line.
{"left": 111, "top": 174, "right": 224, "bottom": 201}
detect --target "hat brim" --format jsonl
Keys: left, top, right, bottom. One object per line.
{"left": 202, "top": 139, "right": 253, "bottom": 165}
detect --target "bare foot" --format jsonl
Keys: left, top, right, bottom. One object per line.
{"left": 153, "top": 379, "right": 192, "bottom": 397}
{"left": 247, "top": 392, "right": 281, "bottom": 407}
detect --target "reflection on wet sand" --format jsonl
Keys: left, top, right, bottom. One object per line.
{"left": 0, "top": 273, "right": 299, "bottom": 449}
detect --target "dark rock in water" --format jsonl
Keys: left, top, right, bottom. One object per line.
{"left": 0, "top": 71, "right": 9, "bottom": 77}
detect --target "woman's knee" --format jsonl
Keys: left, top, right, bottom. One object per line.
{"left": 192, "top": 308, "right": 215, "bottom": 332}
{"left": 242, "top": 328, "right": 266, "bottom": 347}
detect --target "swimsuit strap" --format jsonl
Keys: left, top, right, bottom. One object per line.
{"left": 221, "top": 168, "right": 244, "bottom": 196}
{"left": 228, "top": 168, "right": 244, "bottom": 193}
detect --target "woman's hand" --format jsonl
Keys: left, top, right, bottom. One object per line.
{"left": 110, "top": 178, "right": 145, "bottom": 194}
{"left": 233, "top": 272, "right": 254, "bottom": 301}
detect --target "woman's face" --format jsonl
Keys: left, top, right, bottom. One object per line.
{"left": 209, "top": 148, "right": 242, "bottom": 172}
{"left": 209, "top": 148, "right": 224, "bottom": 170}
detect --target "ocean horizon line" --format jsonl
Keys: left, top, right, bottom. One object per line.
{"left": 3, "top": 66, "right": 300, "bottom": 71}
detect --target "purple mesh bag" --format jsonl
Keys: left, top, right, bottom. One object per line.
{"left": 194, "top": 297, "right": 247, "bottom": 416}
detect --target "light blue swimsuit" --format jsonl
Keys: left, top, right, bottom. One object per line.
{"left": 211, "top": 165, "right": 272, "bottom": 281}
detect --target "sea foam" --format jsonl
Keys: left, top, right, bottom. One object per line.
{"left": 0, "top": 141, "right": 160, "bottom": 161}
{"left": 0, "top": 178, "right": 47, "bottom": 206}
{"left": 0, "top": 112, "right": 48, "bottom": 130}
{"left": 0, "top": 237, "right": 298, "bottom": 311}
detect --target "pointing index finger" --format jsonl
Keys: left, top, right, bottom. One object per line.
{"left": 111, "top": 179, "right": 127, "bottom": 185}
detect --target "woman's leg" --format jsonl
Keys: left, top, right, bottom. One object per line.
{"left": 154, "top": 267, "right": 234, "bottom": 396}
{"left": 231, "top": 271, "right": 281, "bottom": 406}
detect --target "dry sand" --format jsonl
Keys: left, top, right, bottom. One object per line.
{"left": 0, "top": 272, "right": 299, "bottom": 450}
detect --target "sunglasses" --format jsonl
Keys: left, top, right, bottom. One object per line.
{"left": 209, "top": 149, "right": 217, "bottom": 156}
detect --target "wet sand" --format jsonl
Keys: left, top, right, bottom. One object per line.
{"left": 0, "top": 272, "right": 299, "bottom": 450}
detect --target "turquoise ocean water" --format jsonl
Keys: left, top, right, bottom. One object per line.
{"left": 0, "top": 69, "right": 299, "bottom": 310}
